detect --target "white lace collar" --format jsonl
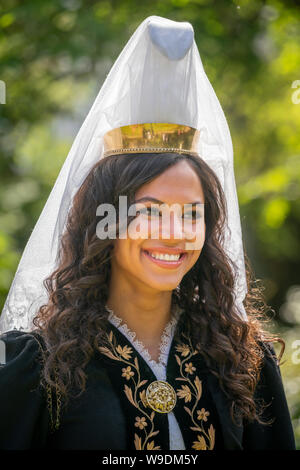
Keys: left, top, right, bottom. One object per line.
{"left": 105, "top": 303, "right": 184, "bottom": 378}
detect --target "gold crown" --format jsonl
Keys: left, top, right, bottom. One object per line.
{"left": 103, "top": 123, "right": 201, "bottom": 158}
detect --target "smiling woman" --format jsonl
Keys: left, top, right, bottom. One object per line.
{"left": 0, "top": 15, "right": 296, "bottom": 451}
{"left": 0, "top": 149, "right": 295, "bottom": 450}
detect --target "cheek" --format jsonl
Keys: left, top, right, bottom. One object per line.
{"left": 112, "top": 240, "right": 127, "bottom": 267}
{"left": 186, "top": 224, "right": 206, "bottom": 268}
{"left": 184, "top": 221, "right": 206, "bottom": 252}
{"left": 112, "top": 239, "right": 141, "bottom": 268}
{"left": 188, "top": 250, "right": 201, "bottom": 269}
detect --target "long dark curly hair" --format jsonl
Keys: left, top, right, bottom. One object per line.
{"left": 32, "top": 151, "right": 284, "bottom": 425}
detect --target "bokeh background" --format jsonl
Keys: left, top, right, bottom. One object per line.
{"left": 0, "top": 0, "right": 299, "bottom": 448}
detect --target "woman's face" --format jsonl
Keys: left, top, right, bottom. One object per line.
{"left": 110, "top": 160, "right": 206, "bottom": 292}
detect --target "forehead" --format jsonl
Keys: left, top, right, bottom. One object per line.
{"left": 135, "top": 160, "right": 205, "bottom": 203}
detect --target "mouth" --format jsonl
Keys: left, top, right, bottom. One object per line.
{"left": 142, "top": 249, "right": 188, "bottom": 269}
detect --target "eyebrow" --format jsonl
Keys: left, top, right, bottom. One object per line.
{"left": 134, "top": 197, "right": 204, "bottom": 206}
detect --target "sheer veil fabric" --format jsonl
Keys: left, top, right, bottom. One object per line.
{"left": 0, "top": 15, "right": 247, "bottom": 333}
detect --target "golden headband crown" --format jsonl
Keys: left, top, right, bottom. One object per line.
{"left": 103, "top": 123, "right": 201, "bottom": 158}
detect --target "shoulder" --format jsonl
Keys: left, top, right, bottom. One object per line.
{"left": 0, "top": 329, "right": 50, "bottom": 448}
{"left": 259, "top": 339, "right": 279, "bottom": 359}
{"left": 257, "top": 340, "right": 282, "bottom": 375}
{"left": 0, "top": 328, "right": 45, "bottom": 375}
{"left": 242, "top": 339, "right": 296, "bottom": 449}
{"left": 0, "top": 328, "right": 45, "bottom": 351}
{"left": 253, "top": 339, "right": 284, "bottom": 393}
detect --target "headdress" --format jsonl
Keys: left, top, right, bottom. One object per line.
{"left": 0, "top": 16, "right": 247, "bottom": 333}
{"left": 102, "top": 123, "right": 201, "bottom": 157}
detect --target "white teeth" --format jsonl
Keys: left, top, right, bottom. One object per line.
{"left": 147, "top": 251, "right": 181, "bottom": 261}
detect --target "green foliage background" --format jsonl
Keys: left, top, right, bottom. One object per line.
{"left": 0, "top": 0, "right": 299, "bottom": 448}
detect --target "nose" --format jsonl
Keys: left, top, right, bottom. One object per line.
{"left": 161, "top": 210, "right": 184, "bottom": 241}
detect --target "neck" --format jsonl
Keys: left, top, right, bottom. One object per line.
{"left": 106, "top": 288, "right": 175, "bottom": 347}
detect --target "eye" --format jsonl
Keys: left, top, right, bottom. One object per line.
{"left": 138, "top": 206, "right": 161, "bottom": 217}
{"left": 183, "top": 211, "right": 203, "bottom": 220}
{"left": 138, "top": 207, "right": 203, "bottom": 220}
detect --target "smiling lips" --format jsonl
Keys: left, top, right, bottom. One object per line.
{"left": 142, "top": 248, "right": 188, "bottom": 269}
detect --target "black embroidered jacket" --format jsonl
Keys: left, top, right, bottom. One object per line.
{"left": 0, "top": 313, "right": 296, "bottom": 450}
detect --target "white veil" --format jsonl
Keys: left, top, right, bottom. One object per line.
{"left": 0, "top": 15, "right": 247, "bottom": 333}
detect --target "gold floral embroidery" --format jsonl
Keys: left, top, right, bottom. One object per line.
{"left": 185, "top": 362, "right": 196, "bottom": 375}
{"left": 175, "top": 344, "right": 191, "bottom": 357}
{"left": 175, "top": 334, "right": 215, "bottom": 450}
{"left": 135, "top": 416, "right": 148, "bottom": 429}
{"left": 98, "top": 330, "right": 161, "bottom": 450}
{"left": 116, "top": 345, "right": 133, "bottom": 360}
{"left": 197, "top": 408, "right": 210, "bottom": 422}
{"left": 176, "top": 384, "right": 192, "bottom": 403}
{"left": 193, "top": 435, "right": 207, "bottom": 450}
{"left": 122, "top": 366, "right": 135, "bottom": 380}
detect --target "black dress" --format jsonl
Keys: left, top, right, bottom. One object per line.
{"left": 0, "top": 311, "right": 296, "bottom": 450}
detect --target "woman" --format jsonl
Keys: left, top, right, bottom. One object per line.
{"left": 0, "top": 16, "right": 296, "bottom": 450}
{"left": 0, "top": 148, "right": 296, "bottom": 450}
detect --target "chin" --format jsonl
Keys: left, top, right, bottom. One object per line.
{"left": 141, "top": 275, "right": 182, "bottom": 292}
